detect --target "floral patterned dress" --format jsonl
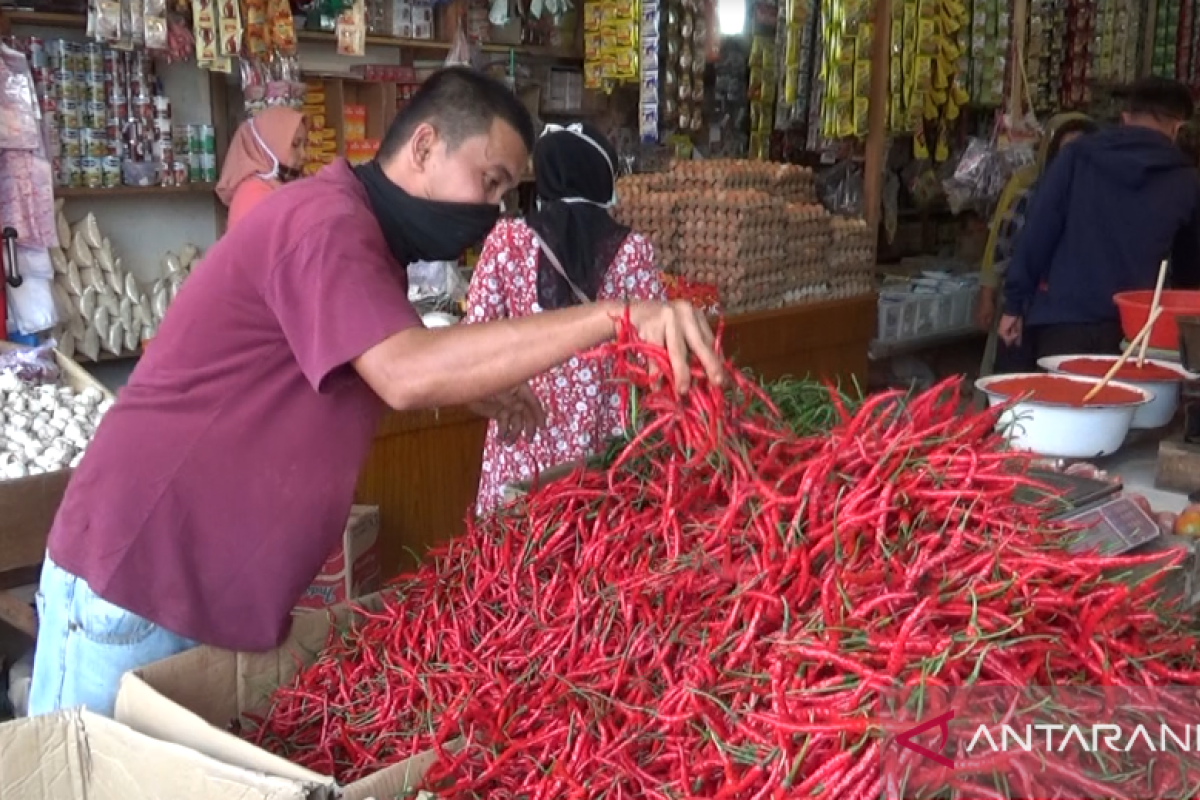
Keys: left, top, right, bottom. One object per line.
{"left": 465, "top": 218, "right": 665, "bottom": 515}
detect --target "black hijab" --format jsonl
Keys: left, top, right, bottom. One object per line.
{"left": 527, "top": 123, "right": 631, "bottom": 310}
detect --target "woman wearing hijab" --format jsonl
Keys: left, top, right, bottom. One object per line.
{"left": 464, "top": 122, "right": 665, "bottom": 514}
{"left": 215, "top": 107, "right": 307, "bottom": 230}
{"left": 977, "top": 112, "right": 1098, "bottom": 376}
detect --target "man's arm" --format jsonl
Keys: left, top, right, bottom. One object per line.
{"left": 1002, "top": 149, "right": 1076, "bottom": 317}
{"left": 354, "top": 300, "right": 723, "bottom": 412}
{"left": 263, "top": 216, "right": 723, "bottom": 416}
{"left": 1170, "top": 190, "right": 1200, "bottom": 289}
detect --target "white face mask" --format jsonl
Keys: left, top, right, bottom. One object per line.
{"left": 538, "top": 123, "right": 618, "bottom": 209}
{"left": 248, "top": 117, "right": 290, "bottom": 182}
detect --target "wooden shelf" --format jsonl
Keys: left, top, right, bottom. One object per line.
{"left": 77, "top": 348, "right": 143, "bottom": 363}
{"left": 3, "top": 10, "right": 87, "bottom": 28}
{"left": 55, "top": 183, "right": 216, "bottom": 199}
{"left": 296, "top": 29, "right": 582, "bottom": 61}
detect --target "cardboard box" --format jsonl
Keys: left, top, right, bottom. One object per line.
{"left": 0, "top": 344, "right": 115, "bottom": 616}
{"left": 295, "top": 504, "right": 381, "bottom": 611}
{"left": 0, "top": 708, "right": 315, "bottom": 800}
{"left": 114, "top": 593, "right": 440, "bottom": 800}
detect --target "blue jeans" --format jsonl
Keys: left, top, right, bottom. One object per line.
{"left": 28, "top": 554, "right": 198, "bottom": 718}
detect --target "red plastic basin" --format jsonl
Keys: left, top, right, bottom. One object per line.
{"left": 1114, "top": 290, "right": 1200, "bottom": 351}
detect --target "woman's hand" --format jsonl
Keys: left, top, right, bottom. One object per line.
{"left": 627, "top": 300, "right": 727, "bottom": 394}
{"left": 469, "top": 383, "right": 546, "bottom": 442}
{"left": 998, "top": 314, "right": 1023, "bottom": 346}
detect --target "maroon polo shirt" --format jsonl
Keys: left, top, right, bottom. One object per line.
{"left": 48, "top": 160, "right": 421, "bottom": 650}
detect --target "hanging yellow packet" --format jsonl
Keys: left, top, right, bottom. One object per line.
{"left": 913, "top": 125, "right": 930, "bottom": 158}
{"left": 935, "top": 120, "right": 950, "bottom": 162}
{"left": 933, "top": 57, "right": 950, "bottom": 89}
{"left": 854, "top": 97, "right": 870, "bottom": 136}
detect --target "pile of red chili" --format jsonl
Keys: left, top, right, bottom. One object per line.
{"left": 1058, "top": 356, "right": 1183, "bottom": 382}
{"left": 985, "top": 374, "right": 1145, "bottom": 406}
{"left": 241, "top": 322, "right": 1200, "bottom": 798}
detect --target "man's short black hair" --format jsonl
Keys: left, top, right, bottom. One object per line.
{"left": 377, "top": 66, "right": 536, "bottom": 161}
{"left": 1126, "top": 77, "right": 1195, "bottom": 123}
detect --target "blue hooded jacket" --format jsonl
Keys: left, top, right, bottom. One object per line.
{"left": 1003, "top": 125, "right": 1200, "bottom": 326}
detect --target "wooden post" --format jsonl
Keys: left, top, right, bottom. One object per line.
{"left": 863, "top": 0, "right": 892, "bottom": 231}
{"left": 1009, "top": 0, "right": 1027, "bottom": 124}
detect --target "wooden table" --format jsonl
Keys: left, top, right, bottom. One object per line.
{"left": 354, "top": 294, "right": 879, "bottom": 578}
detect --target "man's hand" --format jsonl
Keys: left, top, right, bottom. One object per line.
{"left": 628, "top": 300, "right": 726, "bottom": 394}
{"left": 468, "top": 383, "right": 546, "bottom": 443}
{"left": 975, "top": 287, "right": 996, "bottom": 331}
{"left": 998, "top": 314, "right": 1023, "bottom": 346}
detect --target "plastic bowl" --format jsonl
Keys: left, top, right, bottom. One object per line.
{"left": 974, "top": 373, "right": 1152, "bottom": 458}
{"left": 1038, "top": 354, "right": 1197, "bottom": 430}
{"left": 1114, "top": 290, "right": 1200, "bottom": 351}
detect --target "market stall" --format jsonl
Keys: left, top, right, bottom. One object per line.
{"left": 103, "top": 327, "right": 1200, "bottom": 800}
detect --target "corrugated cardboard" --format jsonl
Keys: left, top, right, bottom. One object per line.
{"left": 0, "top": 343, "right": 116, "bottom": 635}
{"left": 114, "top": 593, "right": 441, "bottom": 800}
{"left": 294, "top": 505, "right": 381, "bottom": 611}
{"left": 0, "top": 708, "right": 315, "bottom": 800}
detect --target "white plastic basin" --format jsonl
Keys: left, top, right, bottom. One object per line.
{"left": 975, "top": 373, "right": 1153, "bottom": 459}
{"left": 1038, "top": 355, "right": 1197, "bottom": 430}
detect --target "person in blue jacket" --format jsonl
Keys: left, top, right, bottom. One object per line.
{"left": 999, "top": 77, "right": 1200, "bottom": 358}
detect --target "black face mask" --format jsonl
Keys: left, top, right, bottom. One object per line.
{"left": 277, "top": 164, "right": 303, "bottom": 183}
{"left": 354, "top": 160, "right": 499, "bottom": 264}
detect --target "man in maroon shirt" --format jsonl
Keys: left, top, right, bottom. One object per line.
{"left": 28, "top": 67, "right": 723, "bottom": 718}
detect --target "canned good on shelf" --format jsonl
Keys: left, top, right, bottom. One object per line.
{"left": 62, "top": 42, "right": 82, "bottom": 72}
{"left": 85, "top": 101, "right": 106, "bottom": 128}
{"left": 160, "top": 161, "right": 176, "bottom": 187}
{"left": 82, "top": 128, "right": 106, "bottom": 157}
{"left": 172, "top": 125, "right": 190, "bottom": 154}
{"left": 52, "top": 70, "right": 76, "bottom": 99}
{"left": 173, "top": 161, "right": 189, "bottom": 185}
{"left": 187, "top": 124, "right": 202, "bottom": 155}
{"left": 60, "top": 127, "right": 81, "bottom": 157}
{"left": 199, "top": 124, "right": 216, "bottom": 154}
{"left": 188, "top": 151, "right": 202, "bottom": 183}
{"left": 155, "top": 140, "right": 174, "bottom": 164}
{"left": 101, "top": 156, "right": 121, "bottom": 188}
{"left": 200, "top": 152, "right": 217, "bottom": 183}
{"left": 60, "top": 156, "right": 82, "bottom": 188}
{"left": 81, "top": 156, "right": 102, "bottom": 188}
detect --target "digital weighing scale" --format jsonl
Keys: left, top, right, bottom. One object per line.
{"left": 1014, "top": 468, "right": 1164, "bottom": 556}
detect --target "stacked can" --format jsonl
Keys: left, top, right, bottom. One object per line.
{"left": 122, "top": 51, "right": 155, "bottom": 173}
{"left": 173, "top": 126, "right": 192, "bottom": 188}
{"left": 51, "top": 41, "right": 83, "bottom": 188}
{"left": 154, "top": 96, "right": 178, "bottom": 187}
{"left": 187, "top": 125, "right": 217, "bottom": 184}
{"left": 79, "top": 43, "right": 107, "bottom": 189}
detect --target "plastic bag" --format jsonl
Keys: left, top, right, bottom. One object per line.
{"left": 407, "top": 260, "right": 468, "bottom": 314}
{"left": 444, "top": 26, "right": 478, "bottom": 69}
{"left": 8, "top": 275, "right": 59, "bottom": 335}
{"left": 816, "top": 161, "right": 864, "bottom": 216}
{"left": 0, "top": 44, "right": 43, "bottom": 152}
{"left": 0, "top": 338, "right": 59, "bottom": 386}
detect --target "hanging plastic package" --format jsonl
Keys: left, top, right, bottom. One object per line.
{"left": 0, "top": 44, "right": 59, "bottom": 250}
{"left": 8, "top": 276, "right": 58, "bottom": 335}
{"left": 444, "top": 26, "right": 478, "bottom": 68}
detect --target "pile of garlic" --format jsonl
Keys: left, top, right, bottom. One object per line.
{"left": 46, "top": 201, "right": 201, "bottom": 361}
{"left": 0, "top": 372, "right": 112, "bottom": 480}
